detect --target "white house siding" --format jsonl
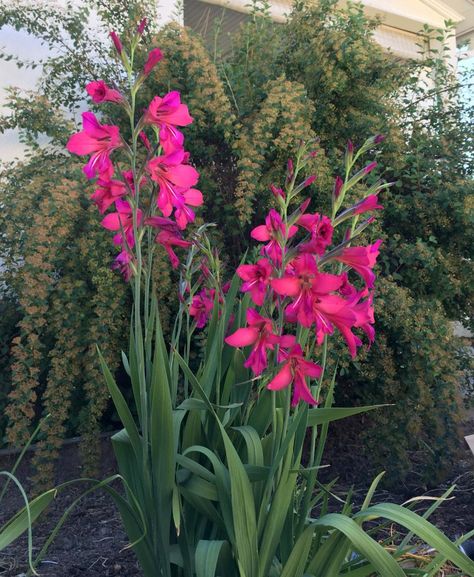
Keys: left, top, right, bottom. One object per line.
{"left": 183, "top": 0, "right": 472, "bottom": 65}
{"left": 373, "top": 25, "right": 424, "bottom": 60}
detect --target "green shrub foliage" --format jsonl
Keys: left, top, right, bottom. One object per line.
{"left": 335, "top": 278, "right": 464, "bottom": 486}
{"left": 0, "top": 0, "right": 471, "bottom": 484}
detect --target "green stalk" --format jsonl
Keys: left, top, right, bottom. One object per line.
{"left": 295, "top": 336, "right": 328, "bottom": 536}
{"left": 271, "top": 391, "right": 277, "bottom": 461}
{"left": 126, "top": 50, "right": 164, "bottom": 574}
{"left": 128, "top": 74, "right": 148, "bottom": 463}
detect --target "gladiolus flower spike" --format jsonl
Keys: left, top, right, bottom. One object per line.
{"left": 68, "top": 25, "right": 385, "bottom": 410}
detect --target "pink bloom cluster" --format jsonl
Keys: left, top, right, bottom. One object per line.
{"left": 66, "top": 29, "right": 384, "bottom": 409}
{"left": 223, "top": 165, "right": 383, "bottom": 406}
{"left": 66, "top": 38, "right": 202, "bottom": 280}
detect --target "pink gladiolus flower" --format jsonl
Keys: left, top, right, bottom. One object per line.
{"left": 352, "top": 292, "right": 375, "bottom": 345}
{"left": 271, "top": 254, "right": 364, "bottom": 357}
{"left": 145, "top": 92, "right": 193, "bottom": 127}
{"left": 267, "top": 343, "right": 321, "bottom": 406}
{"left": 335, "top": 240, "right": 382, "bottom": 289}
{"left": 237, "top": 258, "right": 273, "bottom": 306}
{"left": 298, "top": 213, "right": 333, "bottom": 256}
{"left": 144, "top": 92, "right": 193, "bottom": 153}
{"left": 86, "top": 80, "right": 123, "bottom": 104}
{"left": 146, "top": 216, "right": 191, "bottom": 268}
{"left": 112, "top": 249, "right": 134, "bottom": 281}
{"left": 251, "top": 209, "right": 297, "bottom": 266}
{"left": 338, "top": 272, "right": 358, "bottom": 298}
{"left": 225, "top": 309, "right": 280, "bottom": 375}
{"left": 66, "top": 112, "right": 122, "bottom": 178}
{"left": 353, "top": 195, "right": 383, "bottom": 215}
{"left": 189, "top": 288, "right": 215, "bottom": 328}
{"left": 143, "top": 48, "right": 163, "bottom": 75}
{"left": 173, "top": 188, "right": 203, "bottom": 230}
{"left": 312, "top": 294, "right": 361, "bottom": 358}
{"left": 101, "top": 199, "right": 142, "bottom": 248}
{"left": 110, "top": 31, "right": 123, "bottom": 55}
{"left": 272, "top": 254, "right": 343, "bottom": 328}
{"left": 90, "top": 173, "right": 127, "bottom": 213}
{"left": 147, "top": 149, "right": 200, "bottom": 219}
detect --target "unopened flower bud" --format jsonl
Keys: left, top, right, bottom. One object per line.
{"left": 347, "top": 139, "right": 354, "bottom": 154}
{"left": 137, "top": 18, "right": 147, "bottom": 35}
{"left": 299, "top": 198, "right": 311, "bottom": 213}
{"left": 201, "top": 261, "right": 211, "bottom": 279}
{"left": 353, "top": 194, "right": 383, "bottom": 215}
{"left": 110, "top": 31, "right": 123, "bottom": 55}
{"left": 364, "top": 161, "right": 377, "bottom": 174}
{"left": 270, "top": 184, "right": 285, "bottom": 199}
{"left": 302, "top": 175, "right": 316, "bottom": 188}
{"left": 333, "top": 176, "right": 343, "bottom": 199}
{"left": 139, "top": 131, "right": 151, "bottom": 151}
{"left": 374, "top": 134, "right": 385, "bottom": 144}
{"left": 353, "top": 215, "right": 377, "bottom": 237}
{"left": 143, "top": 48, "right": 163, "bottom": 76}
{"left": 287, "top": 158, "right": 294, "bottom": 179}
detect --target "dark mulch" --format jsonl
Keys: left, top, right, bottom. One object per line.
{"left": 0, "top": 439, "right": 141, "bottom": 577}
{"left": 319, "top": 412, "right": 474, "bottom": 539}
{"left": 1, "top": 417, "right": 473, "bottom": 577}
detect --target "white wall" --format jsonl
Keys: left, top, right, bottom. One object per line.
{"left": 0, "top": 0, "right": 183, "bottom": 163}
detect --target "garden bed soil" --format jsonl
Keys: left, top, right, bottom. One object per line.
{"left": 1, "top": 417, "right": 473, "bottom": 577}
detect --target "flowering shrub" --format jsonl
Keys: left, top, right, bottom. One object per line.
{"left": 60, "top": 22, "right": 474, "bottom": 577}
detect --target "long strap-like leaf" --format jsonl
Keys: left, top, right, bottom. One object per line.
{"left": 355, "top": 503, "right": 474, "bottom": 575}
{"left": 309, "top": 513, "right": 406, "bottom": 577}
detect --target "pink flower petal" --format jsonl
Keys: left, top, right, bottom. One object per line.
{"left": 267, "top": 363, "right": 293, "bottom": 391}
{"left": 271, "top": 277, "right": 300, "bottom": 297}
{"left": 225, "top": 327, "right": 258, "bottom": 347}
{"left": 183, "top": 188, "right": 203, "bottom": 206}
{"left": 251, "top": 225, "right": 270, "bottom": 242}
